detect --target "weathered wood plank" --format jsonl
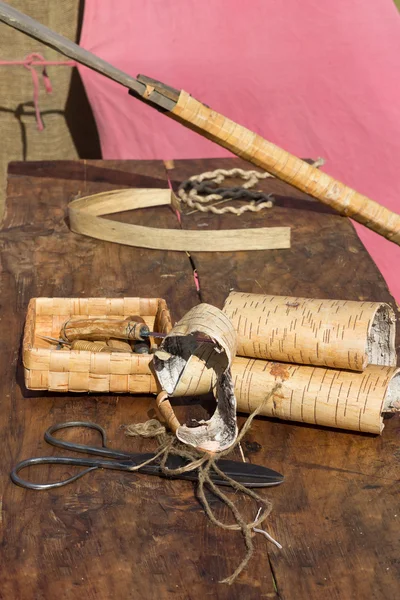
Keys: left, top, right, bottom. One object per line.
{"left": 1, "top": 158, "right": 399, "bottom": 599}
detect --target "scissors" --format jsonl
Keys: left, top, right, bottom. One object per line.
{"left": 10, "top": 422, "right": 284, "bottom": 490}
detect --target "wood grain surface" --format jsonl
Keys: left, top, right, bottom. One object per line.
{"left": 0, "top": 158, "right": 399, "bottom": 599}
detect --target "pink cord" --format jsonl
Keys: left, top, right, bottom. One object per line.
{"left": 193, "top": 269, "right": 200, "bottom": 292}
{"left": 165, "top": 165, "right": 182, "bottom": 224}
{"left": 0, "top": 54, "right": 76, "bottom": 130}
{"left": 164, "top": 164, "right": 202, "bottom": 294}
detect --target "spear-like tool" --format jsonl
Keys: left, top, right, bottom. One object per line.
{"left": 1, "top": 0, "right": 399, "bottom": 245}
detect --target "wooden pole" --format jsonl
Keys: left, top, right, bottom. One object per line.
{"left": 0, "top": 2, "right": 143, "bottom": 96}
{"left": 169, "top": 91, "right": 400, "bottom": 244}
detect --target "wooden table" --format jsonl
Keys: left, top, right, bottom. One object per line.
{"left": 0, "top": 159, "right": 398, "bottom": 600}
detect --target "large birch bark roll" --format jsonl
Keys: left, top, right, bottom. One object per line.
{"left": 232, "top": 358, "right": 400, "bottom": 434}
{"left": 152, "top": 304, "right": 238, "bottom": 452}
{"left": 223, "top": 292, "right": 396, "bottom": 371}
{"left": 159, "top": 352, "right": 399, "bottom": 434}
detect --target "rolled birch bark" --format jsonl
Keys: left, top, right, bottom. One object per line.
{"left": 156, "top": 351, "right": 400, "bottom": 434}
{"left": 232, "top": 358, "right": 400, "bottom": 434}
{"left": 222, "top": 292, "right": 396, "bottom": 371}
{"left": 170, "top": 91, "right": 400, "bottom": 244}
{"left": 152, "top": 303, "right": 238, "bottom": 451}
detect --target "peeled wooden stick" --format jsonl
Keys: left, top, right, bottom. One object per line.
{"left": 223, "top": 292, "right": 396, "bottom": 371}
{"left": 61, "top": 316, "right": 149, "bottom": 342}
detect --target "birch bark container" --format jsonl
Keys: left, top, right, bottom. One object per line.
{"left": 23, "top": 297, "right": 171, "bottom": 393}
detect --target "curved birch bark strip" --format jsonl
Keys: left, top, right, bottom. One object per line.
{"left": 152, "top": 304, "right": 237, "bottom": 452}
{"left": 170, "top": 91, "right": 400, "bottom": 244}
{"left": 222, "top": 292, "right": 396, "bottom": 371}
{"left": 68, "top": 189, "right": 290, "bottom": 252}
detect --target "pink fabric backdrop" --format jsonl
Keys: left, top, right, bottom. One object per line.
{"left": 78, "top": 0, "right": 400, "bottom": 301}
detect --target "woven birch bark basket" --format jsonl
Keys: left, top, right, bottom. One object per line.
{"left": 23, "top": 297, "right": 171, "bottom": 393}
{"left": 222, "top": 292, "right": 396, "bottom": 370}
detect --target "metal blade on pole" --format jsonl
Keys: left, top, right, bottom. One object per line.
{"left": 0, "top": 0, "right": 175, "bottom": 111}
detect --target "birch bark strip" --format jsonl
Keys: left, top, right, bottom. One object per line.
{"left": 68, "top": 188, "right": 290, "bottom": 252}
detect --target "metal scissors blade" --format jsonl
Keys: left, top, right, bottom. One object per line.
{"left": 10, "top": 422, "right": 284, "bottom": 490}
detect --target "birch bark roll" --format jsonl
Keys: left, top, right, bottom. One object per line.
{"left": 232, "top": 358, "right": 400, "bottom": 434}
{"left": 223, "top": 292, "right": 396, "bottom": 371}
{"left": 161, "top": 352, "right": 399, "bottom": 434}
{"left": 152, "top": 303, "right": 238, "bottom": 451}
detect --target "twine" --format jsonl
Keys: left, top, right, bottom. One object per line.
{"left": 0, "top": 54, "right": 76, "bottom": 130}
{"left": 177, "top": 160, "right": 325, "bottom": 216}
{"left": 126, "top": 384, "right": 282, "bottom": 584}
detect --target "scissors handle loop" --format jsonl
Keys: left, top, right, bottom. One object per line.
{"left": 11, "top": 456, "right": 99, "bottom": 490}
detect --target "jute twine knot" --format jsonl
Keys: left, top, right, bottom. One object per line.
{"left": 126, "top": 419, "right": 166, "bottom": 439}
{"left": 125, "top": 384, "right": 282, "bottom": 584}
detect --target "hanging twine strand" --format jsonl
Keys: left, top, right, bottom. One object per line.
{"left": 126, "top": 383, "right": 282, "bottom": 584}
{"left": 0, "top": 53, "right": 76, "bottom": 130}
{"left": 253, "top": 507, "right": 282, "bottom": 550}
{"left": 177, "top": 160, "right": 325, "bottom": 216}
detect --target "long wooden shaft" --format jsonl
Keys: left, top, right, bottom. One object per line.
{"left": 1, "top": 1, "right": 399, "bottom": 244}
{"left": 169, "top": 92, "right": 400, "bottom": 244}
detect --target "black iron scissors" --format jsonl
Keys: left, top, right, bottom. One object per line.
{"left": 10, "top": 422, "right": 284, "bottom": 491}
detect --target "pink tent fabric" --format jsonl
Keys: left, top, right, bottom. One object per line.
{"left": 79, "top": 0, "right": 400, "bottom": 302}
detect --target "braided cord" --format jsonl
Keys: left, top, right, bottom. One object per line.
{"left": 178, "top": 161, "right": 325, "bottom": 216}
